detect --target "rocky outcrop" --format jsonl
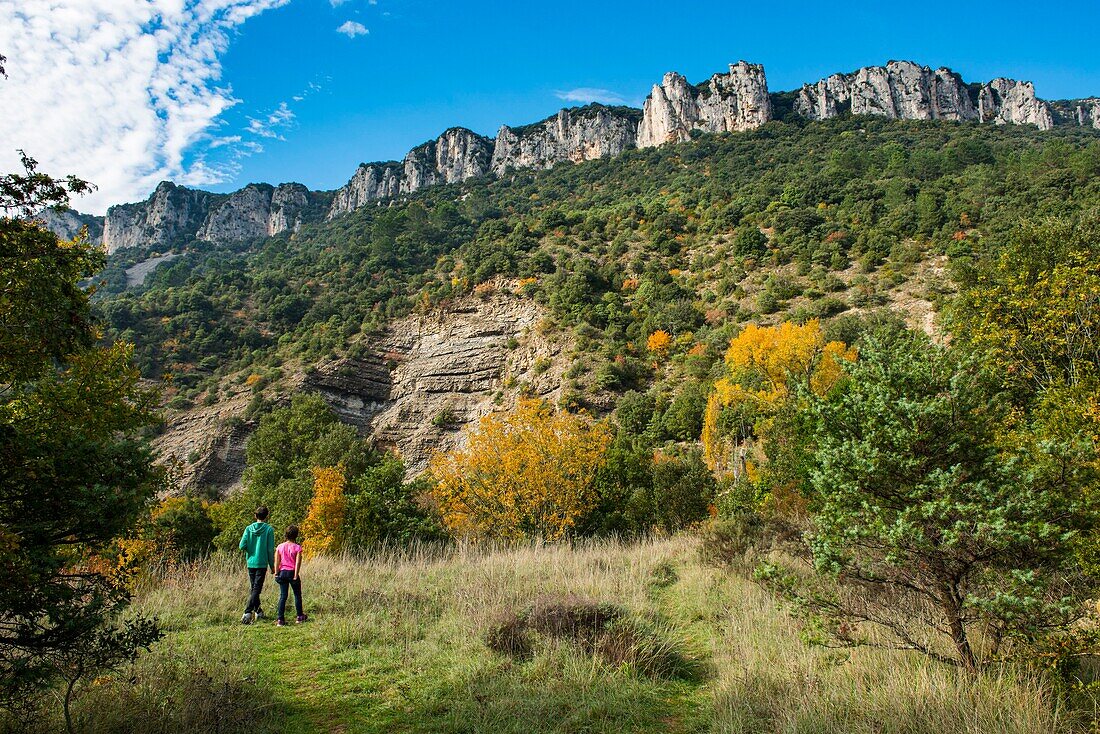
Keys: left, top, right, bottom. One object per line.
{"left": 89, "top": 58, "right": 1096, "bottom": 238}
{"left": 31, "top": 208, "right": 104, "bottom": 245}
{"left": 977, "top": 79, "right": 1054, "bottom": 130}
{"left": 402, "top": 127, "right": 493, "bottom": 193}
{"left": 159, "top": 284, "right": 568, "bottom": 491}
{"left": 794, "top": 61, "right": 976, "bottom": 121}
{"left": 197, "top": 183, "right": 310, "bottom": 244}
{"left": 153, "top": 383, "right": 262, "bottom": 496}
{"left": 268, "top": 183, "right": 311, "bottom": 235}
{"left": 103, "top": 181, "right": 313, "bottom": 252}
{"left": 102, "top": 181, "right": 217, "bottom": 253}
{"left": 637, "top": 61, "right": 770, "bottom": 148}
{"left": 1074, "top": 99, "right": 1100, "bottom": 129}
{"left": 326, "top": 162, "right": 402, "bottom": 219}
{"left": 490, "top": 105, "right": 640, "bottom": 174}
{"left": 317, "top": 285, "right": 568, "bottom": 474}
{"left": 196, "top": 184, "right": 269, "bottom": 244}
{"left": 327, "top": 128, "right": 492, "bottom": 218}
{"left": 793, "top": 62, "right": 1057, "bottom": 130}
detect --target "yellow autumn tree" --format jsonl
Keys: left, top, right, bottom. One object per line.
{"left": 429, "top": 399, "right": 611, "bottom": 541}
{"left": 300, "top": 465, "right": 347, "bottom": 557}
{"left": 647, "top": 330, "right": 672, "bottom": 357}
{"left": 702, "top": 319, "right": 856, "bottom": 478}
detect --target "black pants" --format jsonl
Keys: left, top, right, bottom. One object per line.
{"left": 276, "top": 570, "right": 303, "bottom": 620}
{"left": 245, "top": 567, "right": 267, "bottom": 614}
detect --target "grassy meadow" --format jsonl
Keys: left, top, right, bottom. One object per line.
{"left": 14, "top": 536, "right": 1089, "bottom": 734}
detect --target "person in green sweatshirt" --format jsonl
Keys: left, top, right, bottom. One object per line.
{"left": 239, "top": 506, "right": 276, "bottom": 624}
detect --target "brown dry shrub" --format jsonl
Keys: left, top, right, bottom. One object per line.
{"left": 485, "top": 594, "right": 706, "bottom": 681}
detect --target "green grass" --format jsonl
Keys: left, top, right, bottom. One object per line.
{"left": 23, "top": 538, "right": 1090, "bottom": 733}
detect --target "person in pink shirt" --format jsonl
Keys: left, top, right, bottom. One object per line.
{"left": 273, "top": 525, "right": 307, "bottom": 626}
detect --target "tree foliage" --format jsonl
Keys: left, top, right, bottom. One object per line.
{"left": 0, "top": 158, "right": 162, "bottom": 716}
{"left": 702, "top": 319, "right": 854, "bottom": 479}
{"left": 762, "top": 327, "right": 1099, "bottom": 670}
{"left": 429, "top": 400, "right": 611, "bottom": 540}
{"left": 301, "top": 466, "right": 347, "bottom": 557}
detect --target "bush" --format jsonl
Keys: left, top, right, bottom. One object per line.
{"left": 152, "top": 496, "right": 216, "bottom": 560}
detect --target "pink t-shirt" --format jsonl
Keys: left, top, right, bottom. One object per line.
{"left": 275, "top": 541, "right": 302, "bottom": 572}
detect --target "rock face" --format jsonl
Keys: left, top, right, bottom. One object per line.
{"left": 103, "top": 181, "right": 312, "bottom": 252}
{"left": 402, "top": 127, "right": 493, "bottom": 193}
{"left": 160, "top": 285, "right": 568, "bottom": 491}
{"left": 326, "top": 162, "right": 402, "bottom": 219}
{"left": 977, "top": 79, "right": 1055, "bottom": 130}
{"left": 153, "top": 384, "right": 261, "bottom": 496}
{"left": 197, "top": 183, "right": 310, "bottom": 244}
{"left": 327, "top": 129, "right": 492, "bottom": 219}
{"left": 102, "top": 181, "right": 216, "bottom": 253}
{"left": 794, "top": 61, "right": 976, "bottom": 121}
{"left": 31, "top": 208, "right": 104, "bottom": 245}
{"left": 1074, "top": 99, "right": 1100, "bottom": 129}
{"left": 794, "top": 62, "right": 1057, "bottom": 131}
{"left": 637, "top": 61, "right": 771, "bottom": 148}
{"left": 490, "top": 105, "right": 640, "bottom": 174}
{"left": 314, "top": 286, "right": 568, "bottom": 474}
{"left": 268, "top": 183, "right": 311, "bottom": 235}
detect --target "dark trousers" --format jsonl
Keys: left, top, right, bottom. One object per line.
{"left": 245, "top": 567, "right": 267, "bottom": 614}
{"left": 276, "top": 571, "right": 303, "bottom": 620}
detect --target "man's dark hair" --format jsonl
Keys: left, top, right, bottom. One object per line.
{"left": 255, "top": 506, "right": 269, "bottom": 521}
{"left": 285, "top": 525, "right": 299, "bottom": 541}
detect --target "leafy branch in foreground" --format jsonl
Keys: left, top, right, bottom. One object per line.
{"left": 1, "top": 159, "right": 162, "bottom": 726}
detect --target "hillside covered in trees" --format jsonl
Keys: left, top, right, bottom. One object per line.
{"left": 7, "top": 110, "right": 1100, "bottom": 732}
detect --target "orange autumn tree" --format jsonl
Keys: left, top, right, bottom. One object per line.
{"left": 429, "top": 399, "right": 612, "bottom": 541}
{"left": 647, "top": 329, "right": 672, "bottom": 357}
{"left": 702, "top": 319, "right": 855, "bottom": 480}
{"left": 300, "top": 466, "right": 347, "bottom": 556}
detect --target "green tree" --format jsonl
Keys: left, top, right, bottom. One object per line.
{"left": 767, "top": 328, "right": 1099, "bottom": 670}
{"left": 214, "top": 394, "right": 371, "bottom": 547}
{"left": 0, "top": 156, "right": 163, "bottom": 722}
{"left": 733, "top": 224, "right": 767, "bottom": 257}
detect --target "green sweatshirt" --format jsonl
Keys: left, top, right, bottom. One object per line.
{"left": 239, "top": 521, "right": 275, "bottom": 570}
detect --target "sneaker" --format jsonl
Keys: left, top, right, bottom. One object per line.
{"left": 254, "top": 610, "right": 266, "bottom": 621}
{"left": 241, "top": 612, "right": 253, "bottom": 625}
{"left": 275, "top": 619, "right": 286, "bottom": 627}
{"left": 295, "top": 614, "right": 308, "bottom": 624}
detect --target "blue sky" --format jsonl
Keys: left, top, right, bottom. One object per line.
{"left": 214, "top": 0, "right": 1100, "bottom": 192}
{"left": 3, "top": 0, "right": 1099, "bottom": 212}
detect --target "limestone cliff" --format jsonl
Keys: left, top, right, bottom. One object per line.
{"left": 102, "top": 181, "right": 218, "bottom": 253}
{"left": 102, "top": 180, "right": 314, "bottom": 252}
{"left": 490, "top": 105, "right": 640, "bottom": 175}
{"left": 31, "top": 208, "right": 104, "bottom": 245}
{"left": 637, "top": 61, "right": 770, "bottom": 148}
{"left": 793, "top": 62, "right": 1056, "bottom": 131}
{"left": 197, "top": 183, "right": 310, "bottom": 244}
{"left": 977, "top": 79, "right": 1055, "bottom": 130}
{"left": 326, "top": 162, "right": 403, "bottom": 219}
{"left": 93, "top": 57, "right": 1097, "bottom": 238}
{"left": 1074, "top": 99, "right": 1100, "bottom": 129}
{"left": 794, "top": 62, "right": 975, "bottom": 122}
{"left": 402, "top": 127, "right": 493, "bottom": 193}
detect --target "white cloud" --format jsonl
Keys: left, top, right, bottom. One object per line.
{"left": 555, "top": 87, "right": 628, "bottom": 105}
{"left": 0, "top": 0, "right": 291, "bottom": 214}
{"left": 336, "top": 20, "right": 369, "bottom": 38}
{"left": 246, "top": 101, "right": 296, "bottom": 139}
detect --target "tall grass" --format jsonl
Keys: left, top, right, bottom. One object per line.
{"left": 7, "top": 537, "right": 1091, "bottom": 733}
